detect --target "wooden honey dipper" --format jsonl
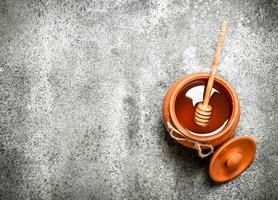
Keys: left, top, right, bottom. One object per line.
{"left": 194, "top": 21, "right": 228, "bottom": 127}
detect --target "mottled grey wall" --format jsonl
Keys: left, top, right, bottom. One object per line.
{"left": 0, "top": 0, "right": 277, "bottom": 199}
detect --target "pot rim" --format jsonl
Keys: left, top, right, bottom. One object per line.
{"left": 169, "top": 72, "right": 240, "bottom": 142}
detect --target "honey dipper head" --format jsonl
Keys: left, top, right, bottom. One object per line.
{"left": 194, "top": 102, "right": 212, "bottom": 127}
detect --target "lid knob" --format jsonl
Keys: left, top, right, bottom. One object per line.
{"left": 226, "top": 153, "right": 243, "bottom": 170}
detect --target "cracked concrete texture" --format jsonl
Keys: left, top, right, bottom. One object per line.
{"left": 0, "top": 0, "right": 277, "bottom": 199}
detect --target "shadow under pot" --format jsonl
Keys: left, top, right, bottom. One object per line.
{"left": 162, "top": 72, "right": 256, "bottom": 183}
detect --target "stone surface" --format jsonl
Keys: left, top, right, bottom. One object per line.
{"left": 0, "top": 0, "right": 277, "bottom": 199}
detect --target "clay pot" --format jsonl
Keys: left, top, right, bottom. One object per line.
{"left": 163, "top": 72, "right": 240, "bottom": 150}
{"left": 162, "top": 72, "right": 256, "bottom": 182}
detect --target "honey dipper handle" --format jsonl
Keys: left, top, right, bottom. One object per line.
{"left": 203, "top": 21, "right": 228, "bottom": 106}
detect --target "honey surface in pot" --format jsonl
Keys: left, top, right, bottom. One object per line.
{"left": 175, "top": 79, "right": 232, "bottom": 135}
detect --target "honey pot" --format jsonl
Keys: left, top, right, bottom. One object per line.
{"left": 162, "top": 73, "right": 256, "bottom": 182}
{"left": 162, "top": 21, "right": 256, "bottom": 183}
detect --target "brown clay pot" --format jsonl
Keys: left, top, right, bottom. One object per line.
{"left": 162, "top": 72, "right": 256, "bottom": 182}
{"left": 163, "top": 72, "right": 240, "bottom": 149}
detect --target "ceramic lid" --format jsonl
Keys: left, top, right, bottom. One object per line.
{"left": 209, "top": 136, "right": 256, "bottom": 183}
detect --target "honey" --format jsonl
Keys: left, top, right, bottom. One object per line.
{"left": 174, "top": 79, "right": 232, "bottom": 135}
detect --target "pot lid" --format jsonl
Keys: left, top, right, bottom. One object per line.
{"left": 209, "top": 136, "right": 256, "bottom": 183}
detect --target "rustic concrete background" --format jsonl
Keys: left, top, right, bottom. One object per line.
{"left": 0, "top": 0, "right": 277, "bottom": 199}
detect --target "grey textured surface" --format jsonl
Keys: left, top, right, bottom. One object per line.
{"left": 0, "top": 0, "right": 277, "bottom": 199}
